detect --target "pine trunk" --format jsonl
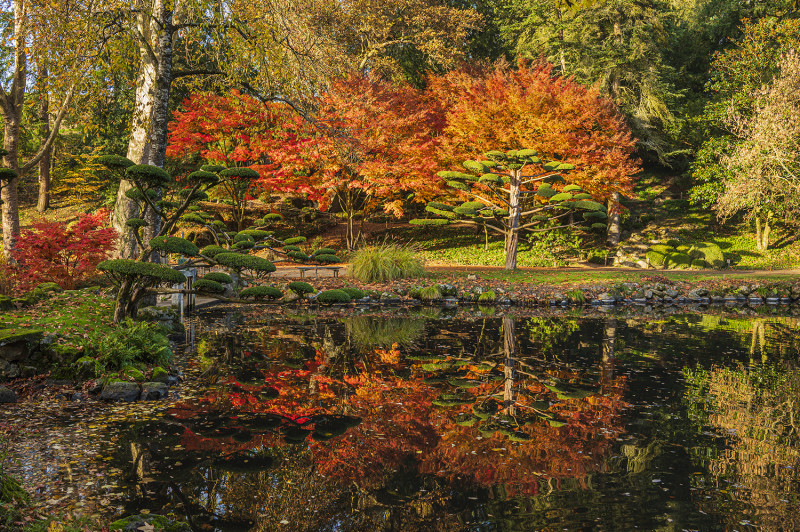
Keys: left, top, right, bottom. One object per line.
{"left": 504, "top": 169, "right": 521, "bottom": 270}
{"left": 502, "top": 317, "right": 516, "bottom": 415}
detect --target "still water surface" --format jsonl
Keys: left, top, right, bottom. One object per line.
{"left": 9, "top": 307, "right": 800, "bottom": 531}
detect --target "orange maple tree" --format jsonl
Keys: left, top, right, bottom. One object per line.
{"left": 428, "top": 60, "right": 640, "bottom": 201}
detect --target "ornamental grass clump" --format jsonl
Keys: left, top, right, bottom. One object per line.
{"left": 349, "top": 243, "right": 424, "bottom": 283}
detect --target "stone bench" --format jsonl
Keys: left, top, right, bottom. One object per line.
{"left": 297, "top": 266, "right": 343, "bottom": 279}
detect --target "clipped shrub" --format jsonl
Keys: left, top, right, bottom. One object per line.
{"left": 283, "top": 245, "right": 301, "bottom": 252}
{"left": 126, "top": 218, "right": 149, "bottom": 229}
{"left": 341, "top": 287, "right": 366, "bottom": 300}
{"left": 311, "top": 248, "right": 336, "bottom": 256}
{"left": 317, "top": 289, "right": 351, "bottom": 304}
{"left": 646, "top": 250, "right": 666, "bottom": 268}
{"left": 314, "top": 254, "right": 341, "bottom": 264}
{"left": 691, "top": 259, "right": 706, "bottom": 269}
{"left": 287, "top": 251, "right": 310, "bottom": 262}
{"left": 214, "top": 253, "right": 276, "bottom": 274}
{"left": 349, "top": 243, "right": 424, "bottom": 283}
{"left": 666, "top": 239, "right": 680, "bottom": 247}
{"left": 288, "top": 281, "right": 315, "bottom": 296}
{"left": 239, "top": 286, "right": 283, "bottom": 300}
{"left": 232, "top": 240, "right": 255, "bottom": 250}
{"left": 192, "top": 279, "right": 225, "bottom": 293}
{"left": 149, "top": 236, "right": 199, "bottom": 256}
{"left": 200, "top": 245, "right": 226, "bottom": 257}
{"left": 99, "top": 259, "right": 187, "bottom": 284}
{"left": 284, "top": 236, "right": 307, "bottom": 245}
{"left": 203, "top": 272, "right": 233, "bottom": 284}
{"left": 238, "top": 229, "right": 271, "bottom": 240}
{"left": 664, "top": 252, "right": 692, "bottom": 269}
{"left": 234, "top": 233, "right": 255, "bottom": 243}
{"left": 263, "top": 213, "right": 283, "bottom": 223}
{"left": 688, "top": 242, "right": 725, "bottom": 269}
{"left": 180, "top": 213, "right": 205, "bottom": 225}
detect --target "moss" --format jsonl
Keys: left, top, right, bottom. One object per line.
{"left": 239, "top": 286, "right": 283, "bottom": 300}
{"left": 314, "top": 253, "right": 341, "bottom": 264}
{"left": 149, "top": 236, "right": 199, "bottom": 256}
{"left": 192, "top": 279, "right": 225, "bottom": 293}
{"left": 214, "top": 253, "right": 276, "bottom": 273}
{"left": 203, "top": 272, "right": 233, "bottom": 284}
{"left": 284, "top": 236, "right": 307, "bottom": 245}
{"left": 317, "top": 289, "right": 351, "bottom": 304}
{"left": 109, "top": 514, "right": 189, "bottom": 532}
{"left": 121, "top": 366, "right": 145, "bottom": 382}
{"left": 151, "top": 366, "right": 169, "bottom": 381}
{"left": 0, "top": 328, "right": 45, "bottom": 346}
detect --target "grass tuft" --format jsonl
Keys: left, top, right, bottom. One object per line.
{"left": 349, "top": 242, "right": 425, "bottom": 283}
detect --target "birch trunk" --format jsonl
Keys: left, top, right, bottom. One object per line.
{"left": 504, "top": 169, "right": 521, "bottom": 270}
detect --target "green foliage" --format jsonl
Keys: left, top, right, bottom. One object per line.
{"left": 149, "top": 236, "right": 199, "bottom": 256}
{"left": 126, "top": 164, "right": 170, "bottom": 185}
{"left": 349, "top": 243, "right": 425, "bottom": 283}
{"left": 203, "top": 272, "right": 233, "bottom": 284}
{"left": 410, "top": 218, "right": 450, "bottom": 226}
{"left": 283, "top": 245, "right": 301, "bottom": 252}
{"left": 234, "top": 232, "right": 255, "bottom": 243}
{"left": 317, "top": 289, "right": 351, "bottom": 304}
{"left": 200, "top": 245, "right": 226, "bottom": 257}
{"left": 664, "top": 252, "right": 692, "bottom": 269}
{"left": 238, "top": 229, "right": 271, "bottom": 240}
{"left": 192, "top": 279, "right": 225, "bottom": 293}
{"left": 126, "top": 218, "right": 149, "bottom": 229}
{"left": 288, "top": 250, "right": 310, "bottom": 262}
{"left": 99, "top": 259, "right": 187, "bottom": 284}
{"left": 288, "top": 281, "right": 315, "bottom": 296}
{"left": 314, "top": 253, "right": 341, "bottom": 264}
{"left": 82, "top": 318, "right": 172, "bottom": 374}
{"left": 220, "top": 167, "right": 260, "bottom": 179}
{"left": 688, "top": 242, "right": 725, "bottom": 269}
{"left": 419, "top": 285, "right": 442, "bottom": 301}
{"left": 341, "top": 287, "right": 366, "bottom": 300}
{"left": 311, "top": 248, "right": 336, "bottom": 256}
{"left": 477, "top": 290, "right": 496, "bottom": 303}
{"left": 263, "top": 213, "right": 283, "bottom": 223}
{"left": 213, "top": 253, "right": 276, "bottom": 273}
{"left": 284, "top": 236, "right": 307, "bottom": 245}
{"left": 239, "top": 286, "right": 283, "bottom": 300}
{"left": 98, "top": 154, "right": 135, "bottom": 172}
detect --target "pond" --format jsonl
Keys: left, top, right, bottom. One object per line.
{"left": 5, "top": 306, "right": 800, "bottom": 531}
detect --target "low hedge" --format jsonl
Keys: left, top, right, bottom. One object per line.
{"left": 316, "top": 289, "right": 351, "bottom": 304}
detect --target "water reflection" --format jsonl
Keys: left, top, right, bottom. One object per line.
{"left": 88, "top": 311, "right": 800, "bottom": 530}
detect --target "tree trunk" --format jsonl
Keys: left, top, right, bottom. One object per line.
{"left": 112, "top": 1, "right": 175, "bottom": 258}
{"left": 601, "top": 317, "right": 616, "bottom": 388}
{"left": 607, "top": 191, "right": 621, "bottom": 246}
{"left": 504, "top": 169, "right": 521, "bottom": 270}
{"left": 502, "top": 317, "right": 517, "bottom": 415}
{"left": 0, "top": 0, "right": 27, "bottom": 254}
{"left": 755, "top": 217, "right": 763, "bottom": 251}
{"left": 37, "top": 72, "right": 51, "bottom": 213}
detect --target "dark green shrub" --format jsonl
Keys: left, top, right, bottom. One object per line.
{"left": 341, "top": 287, "right": 366, "bottom": 300}
{"left": 312, "top": 247, "right": 336, "bottom": 256}
{"left": 214, "top": 253, "right": 276, "bottom": 273}
{"left": 238, "top": 229, "right": 271, "bottom": 240}
{"left": 201, "top": 164, "right": 225, "bottom": 173}
{"left": 691, "top": 259, "right": 706, "bottom": 269}
{"left": 126, "top": 218, "right": 149, "bottom": 229}
{"left": 239, "top": 286, "right": 283, "bottom": 300}
{"left": 220, "top": 167, "right": 260, "bottom": 179}
{"left": 646, "top": 250, "right": 666, "bottom": 267}
{"left": 317, "top": 289, "right": 351, "bottom": 304}
{"left": 314, "top": 254, "right": 341, "bottom": 264}
{"left": 180, "top": 213, "right": 205, "bottom": 225}
{"left": 587, "top": 249, "right": 609, "bottom": 264}
{"left": 288, "top": 281, "right": 315, "bottom": 296}
{"left": 99, "top": 260, "right": 187, "bottom": 284}
{"left": 192, "top": 279, "right": 225, "bottom": 293}
{"left": 234, "top": 233, "right": 255, "bottom": 243}
{"left": 149, "top": 236, "right": 199, "bottom": 256}
{"left": 98, "top": 154, "right": 134, "bottom": 171}
{"left": 284, "top": 236, "right": 307, "bottom": 245}
{"left": 203, "top": 272, "right": 233, "bottom": 284}
{"left": 232, "top": 240, "right": 255, "bottom": 250}
{"left": 283, "top": 245, "right": 301, "bottom": 252}
{"left": 263, "top": 213, "right": 283, "bottom": 223}
{"left": 288, "top": 250, "right": 309, "bottom": 262}
{"left": 666, "top": 239, "right": 680, "bottom": 247}
{"left": 200, "top": 245, "right": 226, "bottom": 257}
{"left": 126, "top": 164, "right": 170, "bottom": 185}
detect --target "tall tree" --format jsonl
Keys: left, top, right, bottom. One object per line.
{"left": 0, "top": 0, "right": 97, "bottom": 253}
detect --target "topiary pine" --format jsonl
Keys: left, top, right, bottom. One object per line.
{"left": 316, "top": 289, "right": 351, "bottom": 304}
{"left": 200, "top": 245, "right": 226, "bottom": 257}
{"left": 314, "top": 254, "right": 341, "bottom": 264}
{"left": 284, "top": 236, "right": 307, "bottom": 245}
{"left": 192, "top": 279, "right": 226, "bottom": 293}
{"left": 149, "top": 236, "right": 199, "bottom": 256}
{"left": 288, "top": 281, "right": 315, "bottom": 296}
{"left": 203, "top": 272, "right": 233, "bottom": 284}
{"left": 214, "top": 253, "right": 276, "bottom": 274}
{"left": 341, "top": 287, "right": 366, "bottom": 300}
{"left": 239, "top": 286, "right": 283, "bottom": 300}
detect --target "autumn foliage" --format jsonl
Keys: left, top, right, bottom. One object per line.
{"left": 11, "top": 212, "right": 117, "bottom": 291}
{"left": 429, "top": 61, "right": 640, "bottom": 201}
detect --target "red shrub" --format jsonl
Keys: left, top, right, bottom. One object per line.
{"left": 11, "top": 212, "right": 117, "bottom": 291}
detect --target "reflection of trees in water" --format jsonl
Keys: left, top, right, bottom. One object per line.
{"left": 685, "top": 363, "right": 800, "bottom": 531}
